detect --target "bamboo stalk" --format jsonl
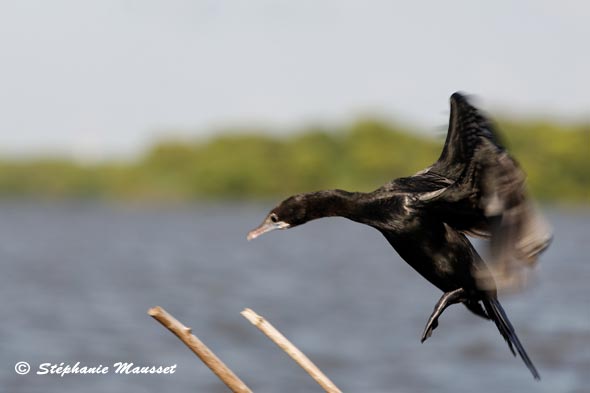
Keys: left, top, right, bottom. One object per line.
{"left": 241, "top": 308, "right": 342, "bottom": 393}
{"left": 148, "top": 306, "right": 253, "bottom": 393}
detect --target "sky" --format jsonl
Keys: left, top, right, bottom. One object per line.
{"left": 1, "top": 1, "right": 589, "bottom": 160}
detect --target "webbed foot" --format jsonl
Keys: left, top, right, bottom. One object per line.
{"left": 421, "top": 288, "right": 466, "bottom": 343}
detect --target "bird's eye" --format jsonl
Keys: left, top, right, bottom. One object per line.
{"left": 270, "top": 213, "right": 278, "bottom": 223}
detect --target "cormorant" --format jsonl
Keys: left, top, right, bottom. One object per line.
{"left": 247, "top": 92, "right": 552, "bottom": 379}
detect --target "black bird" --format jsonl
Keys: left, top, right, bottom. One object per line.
{"left": 247, "top": 93, "right": 551, "bottom": 379}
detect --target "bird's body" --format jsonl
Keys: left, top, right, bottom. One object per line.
{"left": 363, "top": 173, "right": 491, "bottom": 294}
{"left": 248, "top": 93, "right": 551, "bottom": 380}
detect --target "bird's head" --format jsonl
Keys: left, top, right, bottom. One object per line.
{"left": 247, "top": 195, "right": 309, "bottom": 241}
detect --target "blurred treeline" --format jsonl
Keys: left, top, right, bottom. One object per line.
{"left": 0, "top": 118, "right": 588, "bottom": 203}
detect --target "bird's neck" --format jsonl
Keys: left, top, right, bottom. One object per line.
{"left": 299, "top": 189, "right": 369, "bottom": 223}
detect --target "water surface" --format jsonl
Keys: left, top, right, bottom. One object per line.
{"left": 0, "top": 202, "right": 588, "bottom": 393}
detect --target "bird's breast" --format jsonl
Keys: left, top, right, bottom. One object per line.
{"left": 380, "top": 218, "right": 479, "bottom": 292}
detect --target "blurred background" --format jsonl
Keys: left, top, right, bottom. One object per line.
{"left": 1, "top": 1, "right": 589, "bottom": 393}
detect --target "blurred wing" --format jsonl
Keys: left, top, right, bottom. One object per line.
{"left": 469, "top": 139, "right": 552, "bottom": 290}
{"left": 422, "top": 93, "right": 552, "bottom": 290}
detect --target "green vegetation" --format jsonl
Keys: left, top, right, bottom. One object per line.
{"left": 0, "top": 118, "right": 588, "bottom": 203}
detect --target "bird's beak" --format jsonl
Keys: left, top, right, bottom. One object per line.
{"left": 247, "top": 218, "right": 290, "bottom": 241}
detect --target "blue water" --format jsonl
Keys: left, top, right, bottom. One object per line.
{"left": 0, "top": 202, "right": 588, "bottom": 393}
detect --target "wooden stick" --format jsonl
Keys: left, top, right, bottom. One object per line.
{"left": 148, "top": 306, "right": 253, "bottom": 393}
{"left": 241, "top": 308, "right": 342, "bottom": 393}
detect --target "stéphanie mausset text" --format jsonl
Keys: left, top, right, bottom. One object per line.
{"left": 36, "top": 362, "right": 177, "bottom": 377}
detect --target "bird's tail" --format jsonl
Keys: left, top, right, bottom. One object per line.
{"left": 482, "top": 298, "right": 540, "bottom": 380}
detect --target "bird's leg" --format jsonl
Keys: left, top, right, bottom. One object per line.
{"left": 421, "top": 288, "right": 466, "bottom": 343}
{"left": 464, "top": 299, "right": 490, "bottom": 320}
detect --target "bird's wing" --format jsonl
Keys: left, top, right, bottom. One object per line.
{"left": 419, "top": 93, "right": 552, "bottom": 290}
{"left": 429, "top": 92, "right": 505, "bottom": 180}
